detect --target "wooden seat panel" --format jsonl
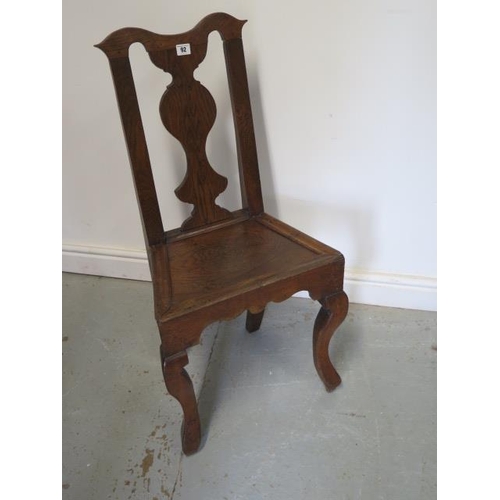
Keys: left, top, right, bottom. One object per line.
{"left": 166, "top": 215, "right": 342, "bottom": 312}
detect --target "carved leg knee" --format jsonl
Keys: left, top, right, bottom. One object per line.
{"left": 245, "top": 309, "right": 265, "bottom": 333}
{"left": 313, "top": 291, "right": 349, "bottom": 392}
{"left": 160, "top": 346, "right": 201, "bottom": 455}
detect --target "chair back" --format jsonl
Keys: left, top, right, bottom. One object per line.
{"left": 96, "top": 13, "right": 264, "bottom": 245}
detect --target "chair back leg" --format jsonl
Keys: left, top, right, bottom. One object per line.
{"left": 245, "top": 309, "right": 265, "bottom": 333}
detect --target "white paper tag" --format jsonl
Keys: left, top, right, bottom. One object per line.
{"left": 176, "top": 43, "right": 191, "bottom": 56}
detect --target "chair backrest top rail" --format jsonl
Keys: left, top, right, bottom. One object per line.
{"left": 95, "top": 12, "right": 246, "bottom": 58}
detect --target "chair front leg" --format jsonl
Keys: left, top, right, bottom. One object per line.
{"left": 313, "top": 291, "right": 349, "bottom": 392}
{"left": 160, "top": 346, "right": 201, "bottom": 455}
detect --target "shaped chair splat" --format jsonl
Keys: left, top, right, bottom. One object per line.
{"left": 96, "top": 12, "right": 349, "bottom": 456}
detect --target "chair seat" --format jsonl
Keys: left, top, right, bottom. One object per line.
{"left": 156, "top": 213, "right": 343, "bottom": 320}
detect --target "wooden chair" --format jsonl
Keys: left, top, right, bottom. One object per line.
{"left": 96, "top": 12, "right": 349, "bottom": 455}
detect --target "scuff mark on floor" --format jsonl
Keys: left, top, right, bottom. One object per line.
{"left": 141, "top": 448, "right": 154, "bottom": 477}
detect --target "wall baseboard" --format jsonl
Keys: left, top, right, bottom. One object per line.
{"left": 295, "top": 270, "right": 436, "bottom": 311}
{"left": 62, "top": 244, "right": 152, "bottom": 281}
{"left": 62, "top": 244, "right": 436, "bottom": 311}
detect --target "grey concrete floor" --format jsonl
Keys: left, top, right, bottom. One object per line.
{"left": 62, "top": 273, "right": 436, "bottom": 500}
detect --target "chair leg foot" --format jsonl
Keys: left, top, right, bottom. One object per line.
{"left": 313, "top": 291, "right": 349, "bottom": 392}
{"left": 246, "top": 309, "right": 265, "bottom": 333}
{"left": 160, "top": 346, "right": 201, "bottom": 455}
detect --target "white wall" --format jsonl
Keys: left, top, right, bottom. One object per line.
{"left": 63, "top": 0, "right": 436, "bottom": 310}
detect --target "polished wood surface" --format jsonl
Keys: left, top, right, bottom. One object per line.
{"left": 96, "top": 12, "right": 349, "bottom": 455}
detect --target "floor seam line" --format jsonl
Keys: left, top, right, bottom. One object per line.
{"left": 198, "top": 321, "right": 222, "bottom": 397}
{"left": 170, "top": 454, "right": 183, "bottom": 499}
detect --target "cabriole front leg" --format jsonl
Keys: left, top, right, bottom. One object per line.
{"left": 313, "top": 291, "right": 349, "bottom": 392}
{"left": 160, "top": 345, "right": 201, "bottom": 455}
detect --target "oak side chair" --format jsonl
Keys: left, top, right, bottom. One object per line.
{"left": 96, "top": 12, "right": 349, "bottom": 455}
